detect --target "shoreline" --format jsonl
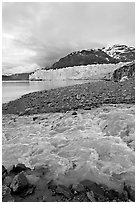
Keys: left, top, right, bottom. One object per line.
{"left": 2, "top": 79, "right": 135, "bottom": 115}
{"left": 2, "top": 79, "right": 135, "bottom": 202}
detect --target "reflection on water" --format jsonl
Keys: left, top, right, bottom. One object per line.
{"left": 2, "top": 80, "right": 91, "bottom": 103}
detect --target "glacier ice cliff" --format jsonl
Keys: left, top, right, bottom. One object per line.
{"left": 29, "top": 63, "right": 127, "bottom": 81}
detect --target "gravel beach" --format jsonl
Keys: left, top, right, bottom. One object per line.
{"left": 2, "top": 79, "right": 135, "bottom": 115}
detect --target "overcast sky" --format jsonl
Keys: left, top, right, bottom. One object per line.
{"left": 2, "top": 2, "right": 135, "bottom": 74}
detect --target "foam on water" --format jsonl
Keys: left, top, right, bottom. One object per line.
{"left": 2, "top": 104, "right": 135, "bottom": 192}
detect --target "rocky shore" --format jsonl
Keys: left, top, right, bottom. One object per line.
{"left": 2, "top": 163, "right": 134, "bottom": 202}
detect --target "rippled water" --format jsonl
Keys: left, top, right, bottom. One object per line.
{"left": 2, "top": 79, "right": 91, "bottom": 103}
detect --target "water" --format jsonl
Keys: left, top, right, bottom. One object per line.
{"left": 2, "top": 80, "right": 91, "bottom": 103}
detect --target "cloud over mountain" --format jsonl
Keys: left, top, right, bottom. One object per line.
{"left": 2, "top": 2, "right": 135, "bottom": 74}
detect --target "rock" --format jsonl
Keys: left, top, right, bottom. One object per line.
{"left": 71, "top": 183, "right": 85, "bottom": 194}
{"left": 86, "top": 191, "right": 96, "bottom": 202}
{"left": 80, "top": 180, "right": 106, "bottom": 200}
{"left": 124, "top": 183, "right": 135, "bottom": 201}
{"left": 47, "top": 180, "right": 57, "bottom": 191}
{"left": 118, "top": 190, "right": 129, "bottom": 202}
{"left": 55, "top": 185, "right": 73, "bottom": 199}
{"left": 2, "top": 185, "right": 15, "bottom": 202}
{"left": 72, "top": 192, "right": 89, "bottom": 202}
{"left": 14, "top": 163, "right": 29, "bottom": 173}
{"left": 10, "top": 172, "right": 28, "bottom": 193}
{"left": 80, "top": 180, "right": 96, "bottom": 190}
{"left": 104, "top": 189, "right": 119, "bottom": 201}
{"left": 113, "top": 61, "right": 135, "bottom": 82}
{"left": 3, "top": 176, "right": 13, "bottom": 187}
{"left": 33, "top": 116, "right": 38, "bottom": 121}
{"left": 19, "top": 185, "right": 35, "bottom": 198}
{"left": 72, "top": 111, "right": 77, "bottom": 116}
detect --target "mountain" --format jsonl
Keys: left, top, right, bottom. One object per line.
{"left": 2, "top": 72, "right": 33, "bottom": 81}
{"left": 51, "top": 49, "right": 118, "bottom": 69}
{"left": 112, "top": 61, "right": 135, "bottom": 82}
{"left": 102, "top": 44, "right": 135, "bottom": 62}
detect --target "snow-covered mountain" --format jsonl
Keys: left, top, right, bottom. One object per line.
{"left": 102, "top": 44, "right": 135, "bottom": 62}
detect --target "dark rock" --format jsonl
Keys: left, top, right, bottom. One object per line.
{"left": 124, "top": 183, "right": 135, "bottom": 201}
{"left": 14, "top": 163, "right": 29, "bottom": 173}
{"left": 47, "top": 180, "right": 57, "bottom": 191}
{"left": 33, "top": 116, "right": 38, "bottom": 121}
{"left": 72, "top": 192, "right": 89, "bottom": 202}
{"left": 104, "top": 189, "right": 119, "bottom": 201}
{"left": 80, "top": 180, "right": 106, "bottom": 200}
{"left": 72, "top": 111, "right": 77, "bottom": 115}
{"left": 118, "top": 190, "right": 129, "bottom": 202}
{"left": 19, "top": 185, "right": 35, "bottom": 198}
{"left": 55, "top": 185, "right": 73, "bottom": 199}
{"left": 10, "top": 172, "right": 28, "bottom": 193}
{"left": 71, "top": 183, "right": 85, "bottom": 194}
{"left": 2, "top": 185, "right": 15, "bottom": 202}
{"left": 80, "top": 180, "right": 96, "bottom": 190}
{"left": 83, "top": 106, "right": 91, "bottom": 110}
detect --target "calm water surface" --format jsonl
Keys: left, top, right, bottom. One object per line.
{"left": 2, "top": 80, "right": 91, "bottom": 103}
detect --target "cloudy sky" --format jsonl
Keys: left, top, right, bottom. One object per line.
{"left": 2, "top": 2, "right": 135, "bottom": 74}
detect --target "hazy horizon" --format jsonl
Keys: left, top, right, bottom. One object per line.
{"left": 2, "top": 2, "right": 135, "bottom": 74}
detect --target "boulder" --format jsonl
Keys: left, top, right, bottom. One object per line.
{"left": 124, "top": 183, "right": 135, "bottom": 202}
{"left": 55, "top": 185, "right": 73, "bottom": 199}
{"left": 2, "top": 185, "right": 15, "bottom": 202}
{"left": 14, "top": 163, "right": 29, "bottom": 173}
{"left": 86, "top": 191, "right": 96, "bottom": 202}
{"left": 3, "top": 176, "right": 13, "bottom": 187}
{"left": 10, "top": 172, "right": 28, "bottom": 193}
